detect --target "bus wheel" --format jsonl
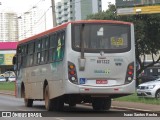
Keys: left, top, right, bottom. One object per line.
{"left": 45, "top": 85, "right": 53, "bottom": 111}
{"left": 24, "top": 98, "right": 33, "bottom": 107}
{"left": 23, "top": 87, "right": 33, "bottom": 107}
{"left": 69, "top": 103, "right": 76, "bottom": 107}
{"left": 92, "top": 97, "right": 111, "bottom": 111}
{"left": 52, "top": 96, "right": 64, "bottom": 111}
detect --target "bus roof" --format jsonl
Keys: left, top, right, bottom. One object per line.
{"left": 18, "top": 20, "right": 132, "bottom": 45}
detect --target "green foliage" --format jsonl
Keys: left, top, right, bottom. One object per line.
{"left": 87, "top": 4, "right": 160, "bottom": 78}
{"left": 0, "top": 82, "right": 15, "bottom": 91}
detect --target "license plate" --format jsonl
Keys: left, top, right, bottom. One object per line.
{"left": 96, "top": 80, "right": 108, "bottom": 84}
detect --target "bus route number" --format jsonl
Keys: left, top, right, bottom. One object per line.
{"left": 111, "top": 37, "right": 124, "bottom": 46}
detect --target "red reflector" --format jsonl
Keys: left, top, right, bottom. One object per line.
{"left": 114, "top": 88, "right": 119, "bottom": 91}
{"left": 128, "top": 71, "right": 133, "bottom": 75}
{"left": 70, "top": 71, "right": 75, "bottom": 75}
{"left": 85, "top": 88, "right": 90, "bottom": 91}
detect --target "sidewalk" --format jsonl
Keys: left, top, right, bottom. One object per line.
{"left": 0, "top": 90, "right": 159, "bottom": 112}
{"left": 0, "top": 90, "right": 15, "bottom": 96}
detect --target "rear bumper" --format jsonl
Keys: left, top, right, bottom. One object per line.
{"left": 65, "top": 80, "right": 136, "bottom": 95}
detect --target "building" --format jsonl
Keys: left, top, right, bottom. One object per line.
{"left": 0, "top": 42, "right": 17, "bottom": 74}
{"left": 56, "top": 0, "right": 102, "bottom": 25}
{"left": 0, "top": 12, "right": 18, "bottom": 42}
{"left": 18, "top": 6, "right": 46, "bottom": 40}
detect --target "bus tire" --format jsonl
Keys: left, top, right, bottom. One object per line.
{"left": 105, "top": 98, "right": 111, "bottom": 110}
{"left": 52, "top": 96, "right": 64, "bottom": 111}
{"left": 24, "top": 98, "right": 33, "bottom": 107}
{"left": 69, "top": 103, "right": 76, "bottom": 107}
{"left": 45, "top": 85, "right": 54, "bottom": 111}
{"left": 92, "top": 97, "right": 111, "bottom": 111}
{"left": 23, "top": 86, "right": 33, "bottom": 107}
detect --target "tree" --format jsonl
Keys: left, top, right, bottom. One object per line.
{"left": 87, "top": 4, "right": 160, "bottom": 81}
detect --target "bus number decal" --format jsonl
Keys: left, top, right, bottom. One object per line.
{"left": 97, "top": 60, "right": 109, "bottom": 64}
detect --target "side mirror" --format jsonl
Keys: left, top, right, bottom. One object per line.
{"left": 12, "top": 56, "right": 16, "bottom": 65}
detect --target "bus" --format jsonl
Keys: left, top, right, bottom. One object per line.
{"left": 13, "top": 20, "right": 136, "bottom": 111}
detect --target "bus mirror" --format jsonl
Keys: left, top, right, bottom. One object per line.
{"left": 12, "top": 56, "right": 16, "bottom": 65}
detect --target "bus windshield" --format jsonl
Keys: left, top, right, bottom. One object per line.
{"left": 72, "top": 23, "right": 131, "bottom": 53}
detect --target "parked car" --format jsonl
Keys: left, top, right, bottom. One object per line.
{"left": 138, "top": 75, "right": 160, "bottom": 83}
{"left": 137, "top": 78, "right": 160, "bottom": 99}
{"left": 8, "top": 76, "right": 16, "bottom": 82}
{"left": 0, "top": 71, "right": 15, "bottom": 77}
{"left": 0, "top": 76, "right": 6, "bottom": 82}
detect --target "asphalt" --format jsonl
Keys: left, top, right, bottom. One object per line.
{"left": 0, "top": 90, "right": 159, "bottom": 112}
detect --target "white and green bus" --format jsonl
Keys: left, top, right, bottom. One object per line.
{"left": 13, "top": 20, "right": 136, "bottom": 111}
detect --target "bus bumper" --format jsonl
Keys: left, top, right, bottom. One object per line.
{"left": 65, "top": 80, "right": 136, "bottom": 95}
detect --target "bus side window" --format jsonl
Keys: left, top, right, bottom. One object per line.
{"left": 21, "top": 45, "right": 27, "bottom": 67}
{"left": 55, "top": 31, "right": 65, "bottom": 61}
{"left": 35, "top": 40, "right": 41, "bottom": 64}
{"left": 41, "top": 38, "right": 46, "bottom": 64}
{"left": 27, "top": 42, "right": 34, "bottom": 66}
{"left": 44, "top": 36, "right": 49, "bottom": 63}
{"left": 17, "top": 46, "right": 21, "bottom": 70}
{"left": 49, "top": 33, "right": 57, "bottom": 62}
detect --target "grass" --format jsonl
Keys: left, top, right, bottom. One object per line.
{"left": 0, "top": 82, "right": 15, "bottom": 91}
{"left": 115, "top": 93, "right": 160, "bottom": 105}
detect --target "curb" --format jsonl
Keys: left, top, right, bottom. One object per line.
{"left": 0, "top": 92, "right": 15, "bottom": 96}
{"left": 83, "top": 103, "right": 160, "bottom": 113}
{"left": 112, "top": 106, "right": 152, "bottom": 112}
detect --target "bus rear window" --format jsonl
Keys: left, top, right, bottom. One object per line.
{"left": 72, "top": 23, "right": 131, "bottom": 53}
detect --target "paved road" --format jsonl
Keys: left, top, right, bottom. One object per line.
{"left": 0, "top": 94, "right": 159, "bottom": 120}
{"left": 0, "top": 94, "right": 125, "bottom": 112}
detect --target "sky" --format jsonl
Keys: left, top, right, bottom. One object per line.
{"left": 0, "top": 0, "right": 115, "bottom": 13}
{"left": 0, "top": 0, "right": 115, "bottom": 31}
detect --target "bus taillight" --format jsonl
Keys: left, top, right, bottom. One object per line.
{"left": 68, "top": 62, "right": 78, "bottom": 84}
{"left": 125, "top": 62, "right": 134, "bottom": 84}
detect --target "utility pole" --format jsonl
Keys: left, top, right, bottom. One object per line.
{"left": 51, "top": 0, "right": 57, "bottom": 27}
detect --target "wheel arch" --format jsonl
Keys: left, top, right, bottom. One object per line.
{"left": 21, "top": 82, "right": 25, "bottom": 98}
{"left": 43, "top": 80, "right": 48, "bottom": 99}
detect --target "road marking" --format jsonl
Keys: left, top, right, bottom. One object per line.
{"left": 16, "top": 109, "right": 27, "bottom": 111}
{"left": 55, "top": 118, "right": 65, "bottom": 120}
{"left": 112, "top": 106, "right": 152, "bottom": 112}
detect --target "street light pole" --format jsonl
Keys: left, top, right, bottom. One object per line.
{"left": 51, "top": 0, "right": 57, "bottom": 27}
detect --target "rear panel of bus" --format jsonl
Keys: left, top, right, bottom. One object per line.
{"left": 64, "top": 22, "right": 136, "bottom": 97}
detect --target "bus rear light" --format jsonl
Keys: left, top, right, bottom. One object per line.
{"left": 69, "top": 71, "right": 75, "bottom": 75}
{"left": 128, "top": 65, "right": 134, "bottom": 70}
{"left": 70, "top": 76, "right": 76, "bottom": 81}
{"left": 69, "top": 65, "right": 75, "bottom": 69}
{"left": 125, "top": 62, "right": 134, "bottom": 84}
{"left": 128, "top": 77, "right": 132, "bottom": 81}
{"left": 68, "top": 61, "right": 78, "bottom": 84}
{"left": 128, "top": 71, "right": 133, "bottom": 75}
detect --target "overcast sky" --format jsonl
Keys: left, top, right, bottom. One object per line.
{"left": 0, "top": 0, "right": 115, "bottom": 13}
{"left": 0, "top": 0, "right": 115, "bottom": 31}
